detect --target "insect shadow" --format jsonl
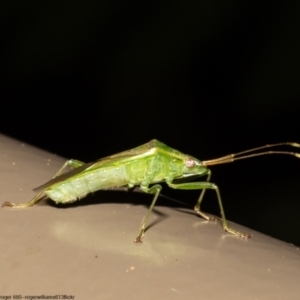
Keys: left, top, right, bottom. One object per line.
{"left": 43, "top": 187, "right": 188, "bottom": 232}
{"left": 32, "top": 189, "right": 221, "bottom": 236}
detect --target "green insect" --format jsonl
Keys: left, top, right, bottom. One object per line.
{"left": 3, "top": 139, "right": 300, "bottom": 242}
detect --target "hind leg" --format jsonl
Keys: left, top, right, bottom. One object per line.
{"left": 2, "top": 159, "right": 85, "bottom": 208}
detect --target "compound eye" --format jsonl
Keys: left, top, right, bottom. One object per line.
{"left": 185, "top": 157, "right": 195, "bottom": 168}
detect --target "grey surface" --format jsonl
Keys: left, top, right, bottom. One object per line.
{"left": 0, "top": 134, "right": 299, "bottom": 300}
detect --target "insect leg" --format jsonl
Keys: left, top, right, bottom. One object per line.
{"left": 2, "top": 159, "right": 85, "bottom": 208}
{"left": 134, "top": 184, "right": 162, "bottom": 243}
{"left": 55, "top": 159, "right": 85, "bottom": 177}
{"left": 167, "top": 180, "right": 250, "bottom": 238}
{"left": 192, "top": 170, "right": 220, "bottom": 222}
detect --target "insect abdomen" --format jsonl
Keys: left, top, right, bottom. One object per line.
{"left": 45, "top": 165, "right": 129, "bottom": 204}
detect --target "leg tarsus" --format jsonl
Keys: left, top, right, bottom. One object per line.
{"left": 133, "top": 234, "right": 144, "bottom": 243}
{"left": 223, "top": 224, "right": 251, "bottom": 239}
{"left": 194, "top": 205, "right": 221, "bottom": 223}
{"left": 2, "top": 191, "right": 45, "bottom": 208}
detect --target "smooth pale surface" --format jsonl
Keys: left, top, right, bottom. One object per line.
{"left": 0, "top": 134, "right": 299, "bottom": 300}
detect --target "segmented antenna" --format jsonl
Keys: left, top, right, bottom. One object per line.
{"left": 203, "top": 142, "right": 300, "bottom": 166}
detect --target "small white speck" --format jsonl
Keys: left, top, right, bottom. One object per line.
{"left": 20, "top": 188, "right": 23, "bottom": 191}
{"left": 12, "top": 162, "right": 15, "bottom": 165}
{"left": 21, "top": 143, "right": 25, "bottom": 147}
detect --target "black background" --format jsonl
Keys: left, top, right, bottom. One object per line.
{"left": 1, "top": 2, "right": 300, "bottom": 245}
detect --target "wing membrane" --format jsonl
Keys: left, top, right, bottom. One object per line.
{"left": 33, "top": 146, "right": 156, "bottom": 192}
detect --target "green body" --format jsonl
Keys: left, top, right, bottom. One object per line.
{"left": 4, "top": 139, "right": 299, "bottom": 242}
{"left": 38, "top": 140, "right": 208, "bottom": 204}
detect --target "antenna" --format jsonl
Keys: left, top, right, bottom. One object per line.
{"left": 202, "top": 142, "right": 300, "bottom": 166}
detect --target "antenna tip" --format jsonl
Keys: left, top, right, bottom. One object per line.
{"left": 291, "top": 142, "right": 300, "bottom": 148}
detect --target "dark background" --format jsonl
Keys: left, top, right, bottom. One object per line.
{"left": 1, "top": 2, "right": 300, "bottom": 245}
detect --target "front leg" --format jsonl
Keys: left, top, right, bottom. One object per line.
{"left": 167, "top": 180, "right": 250, "bottom": 239}
{"left": 188, "top": 171, "right": 220, "bottom": 222}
